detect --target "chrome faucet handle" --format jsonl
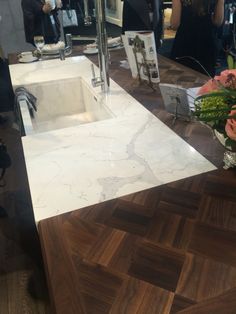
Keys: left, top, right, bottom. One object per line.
{"left": 65, "top": 34, "right": 72, "bottom": 49}
{"left": 91, "top": 64, "right": 103, "bottom": 87}
{"left": 91, "top": 64, "right": 96, "bottom": 79}
{"left": 84, "top": 16, "right": 92, "bottom": 26}
{"left": 64, "top": 34, "right": 73, "bottom": 56}
{"left": 59, "top": 49, "right": 65, "bottom": 61}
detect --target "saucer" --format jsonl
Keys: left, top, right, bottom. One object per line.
{"left": 83, "top": 49, "right": 98, "bottom": 55}
{"left": 19, "top": 56, "right": 38, "bottom": 63}
{"left": 108, "top": 42, "right": 120, "bottom": 48}
{"left": 42, "top": 41, "right": 65, "bottom": 54}
{"left": 42, "top": 50, "right": 60, "bottom": 55}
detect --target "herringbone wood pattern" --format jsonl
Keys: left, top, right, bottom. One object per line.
{"left": 39, "top": 168, "right": 236, "bottom": 314}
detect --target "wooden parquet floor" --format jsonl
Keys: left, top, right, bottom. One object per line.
{"left": 39, "top": 168, "right": 236, "bottom": 314}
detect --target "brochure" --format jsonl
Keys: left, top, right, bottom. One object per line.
{"left": 122, "top": 31, "right": 160, "bottom": 84}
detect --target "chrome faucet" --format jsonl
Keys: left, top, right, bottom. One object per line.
{"left": 58, "top": 34, "right": 73, "bottom": 61}
{"left": 91, "top": 0, "right": 110, "bottom": 93}
{"left": 83, "top": 0, "right": 92, "bottom": 26}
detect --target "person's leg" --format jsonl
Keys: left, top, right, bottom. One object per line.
{"left": 0, "top": 167, "right": 6, "bottom": 187}
{"left": 0, "top": 58, "right": 14, "bottom": 112}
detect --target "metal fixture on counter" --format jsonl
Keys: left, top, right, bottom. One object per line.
{"left": 59, "top": 49, "right": 65, "bottom": 60}
{"left": 83, "top": 0, "right": 92, "bottom": 26}
{"left": 65, "top": 33, "right": 73, "bottom": 52}
{"left": 58, "top": 34, "right": 72, "bottom": 61}
{"left": 91, "top": 0, "right": 110, "bottom": 93}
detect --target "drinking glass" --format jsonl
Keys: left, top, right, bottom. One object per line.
{"left": 33, "top": 36, "right": 45, "bottom": 60}
{"left": 65, "top": 33, "right": 72, "bottom": 55}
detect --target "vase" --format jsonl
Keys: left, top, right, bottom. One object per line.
{"left": 214, "top": 130, "right": 236, "bottom": 169}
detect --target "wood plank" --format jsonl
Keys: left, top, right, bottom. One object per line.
{"left": 170, "top": 295, "right": 196, "bottom": 313}
{"left": 198, "top": 195, "right": 236, "bottom": 231}
{"left": 128, "top": 241, "right": 185, "bottom": 291}
{"left": 176, "top": 253, "right": 236, "bottom": 301}
{"left": 146, "top": 211, "right": 194, "bottom": 250}
{"left": 89, "top": 233, "right": 141, "bottom": 273}
{"left": 110, "top": 277, "right": 174, "bottom": 314}
{"left": 157, "top": 186, "right": 201, "bottom": 219}
{"left": 62, "top": 216, "right": 105, "bottom": 258}
{"left": 189, "top": 223, "right": 236, "bottom": 267}
{"left": 203, "top": 171, "right": 236, "bottom": 202}
{"left": 39, "top": 217, "right": 87, "bottom": 314}
{"left": 177, "top": 288, "right": 236, "bottom": 314}
{"left": 75, "top": 261, "right": 125, "bottom": 314}
{"left": 105, "top": 205, "right": 152, "bottom": 236}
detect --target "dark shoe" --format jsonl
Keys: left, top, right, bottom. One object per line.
{"left": 0, "top": 115, "right": 8, "bottom": 125}
{"left": 0, "top": 178, "right": 6, "bottom": 187}
{"left": 0, "top": 206, "right": 7, "bottom": 218}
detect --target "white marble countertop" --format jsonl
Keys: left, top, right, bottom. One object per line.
{"left": 10, "top": 56, "right": 216, "bottom": 223}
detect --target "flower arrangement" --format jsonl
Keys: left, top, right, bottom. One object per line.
{"left": 194, "top": 69, "right": 236, "bottom": 152}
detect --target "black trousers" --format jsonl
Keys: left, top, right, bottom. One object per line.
{"left": 0, "top": 59, "right": 14, "bottom": 112}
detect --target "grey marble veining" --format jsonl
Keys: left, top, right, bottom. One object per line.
{"left": 9, "top": 57, "right": 216, "bottom": 223}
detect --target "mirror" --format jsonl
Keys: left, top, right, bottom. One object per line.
{"left": 61, "top": 0, "right": 123, "bottom": 44}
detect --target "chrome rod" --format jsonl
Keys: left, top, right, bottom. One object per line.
{"left": 83, "top": 0, "right": 92, "bottom": 26}
{"left": 95, "top": 0, "right": 110, "bottom": 93}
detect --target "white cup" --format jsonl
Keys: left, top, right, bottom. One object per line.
{"left": 86, "top": 48, "right": 97, "bottom": 53}
{"left": 19, "top": 51, "right": 34, "bottom": 62}
{"left": 85, "top": 44, "right": 97, "bottom": 53}
{"left": 45, "top": 0, "right": 56, "bottom": 10}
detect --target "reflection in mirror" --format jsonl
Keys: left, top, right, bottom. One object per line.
{"left": 61, "top": 0, "right": 122, "bottom": 44}
{"left": 83, "top": 0, "right": 92, "bottom": 25}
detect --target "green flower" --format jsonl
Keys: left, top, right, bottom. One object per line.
{"left": 196, "top": 95, "right": 229, "bottom": 120}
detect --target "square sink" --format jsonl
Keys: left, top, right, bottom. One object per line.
{"left": 18, "top": 77, "right": 112, "bottom": 135}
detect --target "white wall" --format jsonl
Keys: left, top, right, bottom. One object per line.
{"left": 0, "top": 0, "right": 32, "bottom": 57}
{"left": 106, "top": 0, "right": 123, "bottom": 27}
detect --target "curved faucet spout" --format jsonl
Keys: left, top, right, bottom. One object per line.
{"left": 92, "top": 0, "right": 110, "bottom": 93}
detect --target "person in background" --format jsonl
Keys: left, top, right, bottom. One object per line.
{"left": 0, "top": 139, "right": 11, "bottom": 217}
{"left": 0, "top": 52, "right": 14, "bottom": 122}
{"left": 21, "top": 0, "right": 62, "bottom": 45}
{"left": 222, "top": 1, "right": 236, "bottom": 53}
{"left": 122, "top": 0, "right": 163, "bottom": 49}
{"left": 170, "top": 0, "right": 224, "bottom": 76}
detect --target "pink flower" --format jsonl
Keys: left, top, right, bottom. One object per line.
{"left": 225, "top": 106, "right": 236, "bottom": 141}
{"left": 198, "top": 69, "right": 236, "bottom": 95}
{"left": 220, "top": 69, "right": 236, "bottom": 78}
{"left": 198, "top": 79, "right": 219, "bottom": 95}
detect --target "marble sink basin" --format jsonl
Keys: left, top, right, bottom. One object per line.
{"left": 19, "top": 77, "right": 112, "bottom": 135}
